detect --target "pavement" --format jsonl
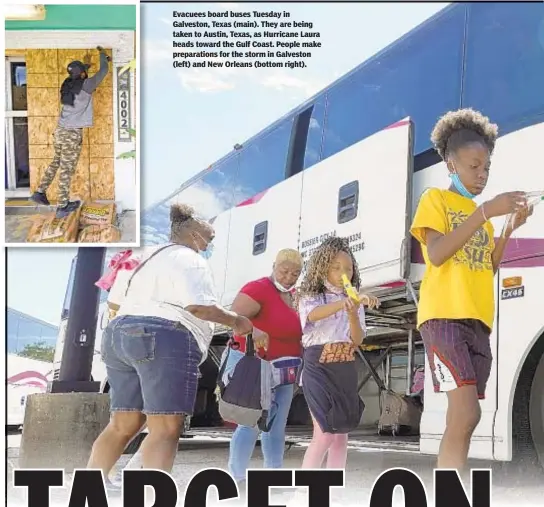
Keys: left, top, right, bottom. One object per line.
{"left": 4, "top": 205, "right": 136, "bottom": 244}
{"left": 6, "top": 433, "right": 544, "bottom": 507}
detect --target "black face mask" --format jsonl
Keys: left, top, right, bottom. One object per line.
{"left": 60, "top": 76, "right": 85, "bottom": 106}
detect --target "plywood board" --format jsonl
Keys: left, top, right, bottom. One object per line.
{"left": 94, "top": 86, "right": 113, "bottom": 116}
{"left": 89, "top": 115, "right": 113, "bottom": 145}
{"left": 27, "top": 48, "right": 115, "bottom": 203}
{"left": 57, "top": 49, "right": 93, "bottom": 73}
{"left": 29, "top": 159, "right": 49, "bottom": 193}
{"left": 71, "top": 157, "right": 91, "bottom": 202}
{"left": 90, "top": 143, "right": 113, "bottom": 158}
{"left": 29, "top": 144, "right": 54, "bottom": 160}
{"left": 28, "top": 116, "right": 57, "bottom": 145}
{"left": 90, "top": 158, "right": 115, "bottom": 200}
{"left": 27, "top": 88, "right": 59, "bottom": 117}
{"left": 5, "top": 49, "right": 26, "bottom": 57}
{"left": 26, "top": 49, "right": 58, "bottom": 74}
{"left": 27, "top": 73, "right": 59, "bottom": 88}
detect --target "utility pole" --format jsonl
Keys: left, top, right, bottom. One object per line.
{"left": 49, "top": 247, "right": 106, "bottom": 393}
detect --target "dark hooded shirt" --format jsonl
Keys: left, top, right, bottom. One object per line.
{"left": 58, "top": 52, "right": 109, "bottom": 129}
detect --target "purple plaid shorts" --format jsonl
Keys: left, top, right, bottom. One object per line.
{"left": 419, "top": 319, "right": 492, "bottom": 399}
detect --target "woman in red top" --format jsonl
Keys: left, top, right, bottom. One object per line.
{"left": 221, "top": 248, "right": 303, "bottom": 487}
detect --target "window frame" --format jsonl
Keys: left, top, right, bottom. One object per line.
{"left": 5, "top": 56, "right": 29, "bottom": 195}
{"left": 235, "top": 119, "right": 293, "bottom": 205}
{"left": 337, "top": 180, "right": 359, "bottom": 224}
{"left": 252, "top": 220, "right": 269, "bottom": 256}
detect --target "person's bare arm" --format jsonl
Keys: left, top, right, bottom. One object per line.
{"left": 307, "top": 300, "right": 345, "bottom": 322}
{"left": 182, "top": 263, "right": 252, "bottom": 335}
{"left": 185, "top": 304, "right": 252, "bottom": 335}
{"left": 491, "top": 235, "right": 510, "bottom": 273}
{"left": 230, "top": 293, "right": 261, "bottom": 319}
{"left": 491, "top": 205, "right": 533, "bottom": 273}
{"left": 346, "top": 301, "right": 365, "bottom": 347}
{"left": 417, "top": 191, "right": 527, "bottom": 268}
{"left": 230, "top": 292, "right": 268, "bottom": 349}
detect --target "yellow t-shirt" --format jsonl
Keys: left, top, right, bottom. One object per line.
{"left": 410, "top": 188, "right": 495, "bottom": 330}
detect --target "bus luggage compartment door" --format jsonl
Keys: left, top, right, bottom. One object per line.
{"left": 298, "top": 118, "right": 415, "bottom": 288}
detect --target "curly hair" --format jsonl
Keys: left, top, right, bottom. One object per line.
{"left": 170, "top": 203, "right": 196, "bottom": 224}
{"left": 297, "top": 236, "right": 361, "bottom": 300}
{"left": 431, "top": 108, "right": 499, "bottom": 161}
{"left": 170, "top": 203, "right": 211, "bottom": 241}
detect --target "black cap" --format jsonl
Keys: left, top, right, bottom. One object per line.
{"left": 67, "top": 60, "right": 90, "bottom": 76}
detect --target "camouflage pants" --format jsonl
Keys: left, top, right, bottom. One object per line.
{"left": 38, "top": 127, "right": 83, "bottom": 207}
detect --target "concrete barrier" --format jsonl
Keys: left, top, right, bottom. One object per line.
{"left": 19, "top": 393, "right": 110, "bottom": 472}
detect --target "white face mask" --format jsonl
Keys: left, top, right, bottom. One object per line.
{"left": 273, "top": 277, "right": 294, "bottom": 293}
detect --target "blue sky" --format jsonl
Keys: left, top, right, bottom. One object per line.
{"left": 7, "top": 2, "right": 448, "bottom": 325}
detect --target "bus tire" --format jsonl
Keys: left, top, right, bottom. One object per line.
{"left": 529, "top": 347, "right": 544, "bottom": 470}
{"left": 511, "top": 335, "right": 544, "bottom": 472}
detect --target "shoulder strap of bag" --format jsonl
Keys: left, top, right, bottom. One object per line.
{"left": 217, "top": 333, "right": 254, "bottom": 394}
{"left": 123, "top": 244, "right": 179, "bottom": 297}
{"left": 217, "top": 339, "right": 233, "bottom": 393}
{"left": 245, "top": 334, "right": 255, "bottom": 356}
{"left": 257, "top": 357, "right": 275, "bottom": 432}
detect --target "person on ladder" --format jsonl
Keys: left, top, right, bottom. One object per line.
{"left": 30, "top": 46, "right": 111, "bottom": 218}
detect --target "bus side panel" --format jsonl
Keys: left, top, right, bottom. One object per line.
{"left": 492, "top": 121, "right": 544, "bottom": 461}
{"left": 222, "top": 173, "right": 305, "bottom": 307}
{"left": 298, "top": 119, "right": 413, "bottom": 288}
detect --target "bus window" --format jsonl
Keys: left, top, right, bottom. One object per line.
{"left": 141, "top": 156, "right": 239, "bottom": 245}
{"left": 285, "top": 105, "right": 314, "bottom": 179}
{"left": 170, "top": 156, "right": 239, "bottom": 219}
{"left": 141, "top": 203, "right": 171, "bottom": 246}
{"left": 322, "top": 5, "right": 466, "bottom": 158}
{"left": 303, "top": 99, "right": 326, "bottom": 171}
{"left": 462, "top": 3, "right": 544, "bottom": 134}
{"left": 234, "top": 118, "right": 293, "bottom": 205}
{"left": 253, "top": 221, "right": 268, "bottom": 256}
{"left": 6, "top": 308, "right": 57, "bottom": 354}
{"left": 338, "top": 180, "right": 359, "bottom": 224}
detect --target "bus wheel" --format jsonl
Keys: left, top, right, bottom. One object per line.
{"left": 511, "top": 337, "right": 544, "bottom": 475}
{"left": 529, "top": 351, "right": 544, "bottom": 470}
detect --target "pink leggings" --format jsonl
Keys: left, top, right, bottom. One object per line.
{"left": 301, "top": 415, "right": 349, "bottom": 469}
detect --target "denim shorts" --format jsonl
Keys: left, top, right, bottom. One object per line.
{"left": 102, "top": 315, "right": 202, "bottom": 415}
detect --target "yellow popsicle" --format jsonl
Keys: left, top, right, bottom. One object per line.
{"left": 341, "top": 274, "right": 360, "bottom": 303}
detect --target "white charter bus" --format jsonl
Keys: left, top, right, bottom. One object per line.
{"left": 58, "top": 3, "right": 544, "bottom": 466}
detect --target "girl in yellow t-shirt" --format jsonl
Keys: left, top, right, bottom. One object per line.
{"left": 410, "top": 108, "right": 533, "bottom": 472}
